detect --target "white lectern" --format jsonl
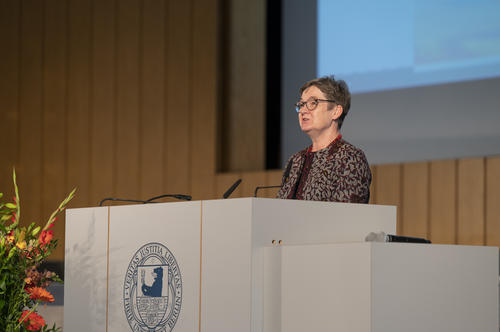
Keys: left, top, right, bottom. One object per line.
{"left": 64, "top": 198, "right": 498, "bottom": 332}
{"left": 273, "top": 243, "right": 498, "bottom": 332}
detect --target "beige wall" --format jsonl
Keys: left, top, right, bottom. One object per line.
{"left": 1, "top": 0, "right": 499, "bottom": 261}
{"left": 219, "top": 0, "right": 266, "bottom": 172}
{"left": 372, "top": 158, "right": 500, "bottom": 247}
{"left": 0, "top": 0, "right": 220, "bottom": 260}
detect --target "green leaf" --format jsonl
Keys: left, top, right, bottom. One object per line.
{"left": 44, "top": 187, "right": 76, "bottom": 230}
{"left": 4, "top": 203, "right": 16, "bottom": 209}
{"left": 7, "top": 247, "right": 16, "bottom": 259}
{"left": 32, "top": 226, "right": 41, "bottom": 236}
{"left": 12, "top": 168, "right": 20, "bottom": 223}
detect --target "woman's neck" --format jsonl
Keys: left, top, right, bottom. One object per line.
{"left": 310, "top": 128, "right": 341, "bottom": 152}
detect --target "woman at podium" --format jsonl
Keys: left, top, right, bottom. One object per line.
{"left": 277, "top": 76, "right": 371, "bottom": 203}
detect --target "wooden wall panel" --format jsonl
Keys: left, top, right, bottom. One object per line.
{"left": 374, "top": 164, "right": 402, "bottom": 234}
{"left": 191, "top": 175, "right": 216, "bottom": 201}
{"left": 165, "top": 0, "right": 191, "bottom": 195}
{"left": 457, "top": 158, "right": 485, "bottom": 245}
{"left": 261, "top": 169, "right": 283, "bottom": 198}
{"left": 266, "top": 169, "right": 283, "bottom": 186}
{"left": 486, "top": 156, "right": 500, "bottom": 247}
{"left": 90, "top": 0, "right": 116, "bottom": 206}
{"left": 241, "top": 171, "right": 267, "bottom": 198}
{"left": 369, "top": 165, "right": 376, "bottom": 204}
{"left": 222, "top": 0, "right": 266, "bottom": 172}
{"left": 18, "top": 0, "right": 44, "bottom": 225}
{"left": 42, "top": 0, "right": 67, "bottom": 259}
{"left": 115, "top": 0, "right": 141, "bottom": 198}
{"left": 139, "top": 0, "right": 165, "bottom": 199}
{"left": 402, "top": 162, "right": 429, "bottom": 238}
{"left": 67, "top": 0, "right": 91, "bottom": 208}
{"left": 0, "top": 0, "right": 20, "bottom": 196}
{"left": 429, "top": 160, "right": 456, "bottom": 244}
{"left": 190, "top": 0, "right": 218, "bottom": 200}
{"left": 0, "top": 0, "right": 222, "bottom": 260}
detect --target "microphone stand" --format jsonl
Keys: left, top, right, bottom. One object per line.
{"left": 99, "top": 194, "right": 191, "bottom": 206}
{"left": 254, "top": 185, "right": 281, "bottom": 197}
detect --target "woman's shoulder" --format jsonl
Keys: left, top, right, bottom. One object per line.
{"left": 330, "top": 139, "right": 369, "bottom": 165}
{"left": 335, "top": 138, "right": 366, "bottom": 156}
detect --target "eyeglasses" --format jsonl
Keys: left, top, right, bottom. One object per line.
{"left": 295, "top": 98, "right": 337, "bottom": 113}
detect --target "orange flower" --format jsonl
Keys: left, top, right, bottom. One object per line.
{"left": 38, "top": 229, "right": 54, "bottom": 248}
{"left": 16, "top": 240, "right": 27, "bottom": 250}
{"left": 19, "top": 310, "right": 46, "bottom": 331}
{"left": 26, "top": 287, "right": 55, "bottom": 302}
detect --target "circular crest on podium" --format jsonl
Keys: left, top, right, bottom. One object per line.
{"left": 123, "top": 242, "right": 182, "bottom": 331}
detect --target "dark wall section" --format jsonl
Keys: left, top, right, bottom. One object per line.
{"left": 281, "top": 0, "right": 317, "bottom": 166}
{"left": 265, "top": 0, "right": 282, "bottom": 169}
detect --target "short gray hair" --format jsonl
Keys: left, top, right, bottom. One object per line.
{"left": 300, "top": 75, "right": 351, "bottom": 129}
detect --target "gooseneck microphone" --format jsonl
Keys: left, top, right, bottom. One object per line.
{"left": 254, "top": 185, "right": 281, "bottom": 197}
{"left": 99, "top": 193, "right": 191, "bottom": 206}
{"left": 99, "top": 197, "right": 148, "bottom": 206}
{"left": 365, "top": 231, "right": 431, "bottom": 244}
{"left": 223, "top": 179, "right": 242, "bottom": 199}
{"left": 146, "top": 194, "right": 192, "bottom": 202}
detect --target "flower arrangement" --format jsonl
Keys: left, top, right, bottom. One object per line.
{"left": 0, "top": 171, "right": 75, "bottom": 331}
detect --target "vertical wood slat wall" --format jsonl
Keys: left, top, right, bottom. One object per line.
{"left": 373, "top": 157, "right": 500, "bottom": 249}
{"left": 0, "top": 0, "right": 219, "bottom": 260}
{"left": 1, "top": 1, "right": 500, "bottom": 262}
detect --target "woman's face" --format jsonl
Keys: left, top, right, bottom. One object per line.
{"left": 298, "top": 86, "right": 340, "bottom": 136}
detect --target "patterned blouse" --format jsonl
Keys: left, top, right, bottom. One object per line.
{"left": 277, "top": 135, "right": 371, "bottom": 203}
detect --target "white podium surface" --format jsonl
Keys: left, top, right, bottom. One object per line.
{"left": 64, "top": 206, "right": 108, "bottom": 331}
{"left": 64, "top": 198, "right": 497, "bottom": 332}
{"left": 275, "top": 243, "right": 498, "bottom": 332}
{"left": 201, "top": 198, "right": 396, "bottom": 332}
{"left": 65, "top": 198, "right": 395, "bottom": 331}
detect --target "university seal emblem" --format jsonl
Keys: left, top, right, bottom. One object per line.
{"left": 124, "top": 242, "right": 182, "bottom": 331}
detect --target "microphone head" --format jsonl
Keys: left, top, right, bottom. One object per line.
{"left": 365, "top": 231, "right": 388, "bottom": 242}
{"left": 223, "top": 179, "right": 242, "bottom": 199}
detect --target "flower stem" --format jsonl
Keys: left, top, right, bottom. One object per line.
{"left": 15, "top": 302, "right": 39, "bottom": 329}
